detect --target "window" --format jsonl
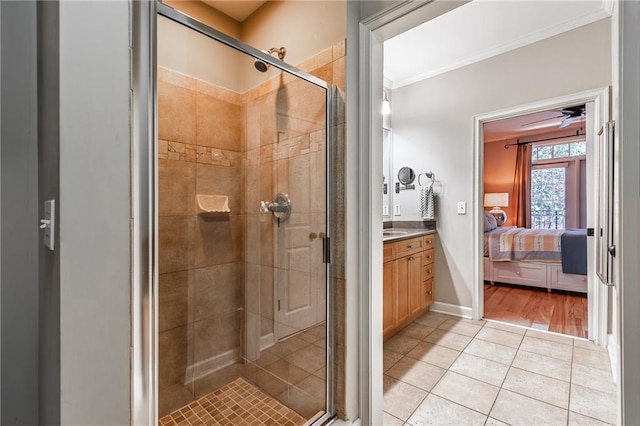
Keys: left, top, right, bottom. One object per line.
{"left": 530, "top": 141, "right": 586, "bottom": 229}
{"left": 532, "top": 141, "right": 586, "bottom": 161}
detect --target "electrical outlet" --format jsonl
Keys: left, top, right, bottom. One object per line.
{"left": 394, "top": 204, "right": 401, "bottom": 216}
{"left": 457, "top": 201, "right": 466, "bottom": 215}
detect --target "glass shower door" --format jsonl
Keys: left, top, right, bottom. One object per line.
{"left": 156, "top": 6, "right": 332, "bottom": 425}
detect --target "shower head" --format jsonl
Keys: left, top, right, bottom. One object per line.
{"left": 254, "top": 59, "right": 269, "bottom": 72}
{"left": 253, "top": 47, "right": 287, "bottom": 73}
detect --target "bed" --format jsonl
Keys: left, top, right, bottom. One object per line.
{"left": 482, "top": 213, "right": 588, "bottom": 293}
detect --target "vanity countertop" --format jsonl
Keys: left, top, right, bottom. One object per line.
{"left": 383, "top": 228, "right": 436, "bottom": 243}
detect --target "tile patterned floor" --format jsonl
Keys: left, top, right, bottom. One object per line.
{"left": 159, "top": 377, "right": 306, "bottom": 426}
{"left": 383, "top": 312, "right": 617, "bottom": 426}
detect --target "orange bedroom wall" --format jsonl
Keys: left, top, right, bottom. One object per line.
{"left": 483, "top": 140, "right": 517, "bottom": 226}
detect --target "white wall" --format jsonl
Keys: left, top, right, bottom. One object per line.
{"left": 59, "top": 1, "right": 131, "bottom": 423}
{"left": 391, "top": 18, "right": 611, "bottom": 308}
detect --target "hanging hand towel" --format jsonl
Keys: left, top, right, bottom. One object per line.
{"left": 421, "top": 184, "right": 435, "bottom": 220}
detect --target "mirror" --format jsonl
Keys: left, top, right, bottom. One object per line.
{"left": 398, "top": 166, "right": 416, "bottom": 185}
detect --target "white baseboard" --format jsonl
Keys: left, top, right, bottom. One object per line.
{"left": 607, "top": 332, "right": 618, "bottom": 384}
{"left": 185, "top": 348, "right": 239, "bottom": 384}
{"left": 430, "top": 302, "right": 473, "bottom": 319}
{"left": 260, "top": 333, "right": 275, "bottom": 351}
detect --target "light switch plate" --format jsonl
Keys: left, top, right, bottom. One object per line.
{"left": 383, "top": 205, "right": 389, "bottom": 216}
{"left": 457, "top": 201, "right": 466, "bottom": 215}
{"left": 44, "top": 200, "right": 55, "bottom": 250}
{"left": 394, "top": 204, "right": 401, "bottom": 216}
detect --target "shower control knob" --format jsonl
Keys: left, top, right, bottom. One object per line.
{"left": 260, "top": 201, "right": 270, "bottom": 213}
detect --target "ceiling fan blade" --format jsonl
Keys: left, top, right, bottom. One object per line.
{"left": 521, "top": 114, "right": 564, "bottom": 127}
{"left": 558, "top": 116, "right": 576, "bottom": 129}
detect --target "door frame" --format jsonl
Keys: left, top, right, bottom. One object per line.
{"left": 471, "top": 87, "right": 610, "bottom": 345}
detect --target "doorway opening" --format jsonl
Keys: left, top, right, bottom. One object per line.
{"left": 481, "top": 104, "right": 591, "bottom": 339}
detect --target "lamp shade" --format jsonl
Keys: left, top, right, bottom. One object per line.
{"left": 484, "top": 193, "right": 509, "bottom": 208}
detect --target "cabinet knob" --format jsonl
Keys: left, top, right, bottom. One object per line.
{"left": 409, "top": 256, "right": 415, "bottom": 261}
{"left": 516, "top": 271, "right": 521, "bottom": 275}
{"left": 427, "top": 290, "right": 432, "bottom": 295}
{"left": 407, "top": 244, "right": 413, "bottom": 249}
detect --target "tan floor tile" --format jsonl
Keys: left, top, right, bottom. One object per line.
{"left": 511, "top": 348, "right": 571, "bottom": 382}
{"left": 573, "top": 346, "right": 611, "bottom": 371}
{"left": 382, "top": 411, "right": 405, "bottom": 426}
{"left": 284, "top": 345, "right": 325, "bottom": 373}
{"left": 423, "top": 328, "right": 473, "bottom": 351}
{"left": 398, "top": 322, "right": 435, "bottom": 340}
{"left": 413, "top": 311, "right": 449, "bottom": 328}
{"left": 407, "top": 394, "right": 486, "bottom": 426}
{"left": 475, "top": 327, "right": 524, "bottom": 349}
{"left": 383, "top": 350, "right": 403, "bottom": 372}
{"left": 490, "top": 389, "right": 568, "bottom": 426}
{"left": 449, "top": 353, "right": 509, "bottom": 386}
{"left": 431, "top": 371, "right": 499, "bottom": 414}
{"left": 519, "top": 336, "right": 573, "bottom": 361}
{"left": 569, "top": 411, "right": 615, "bottom": 426}
{"left": 261, "top": 358, "right": 310, "bottom": 385}
{"left": 485, "top": 417, "right": 510, "bottom": 426}
{"left": 502, "top": 367, "right": 570, "bottom": 408}
{"left": 570, "top": 384, "right": 617, "bottom": 425}
{"left": 383, "top": 375, "right": 428, "bottom": 421}
{"left": 571, "top": 363, "right": 615, "bottom": 394}
{"left": 386, "top": 357, "right": 446, "bottom": 391}
{"left": 405, "top": 342, "right": 461, "bottom": 369}
{"left": 483, "top": 320, "right": 527, "bottom": 335}
{"left": 463, "top": 339, "right": 516, "bottom": 365}
{"left": 526, "top": 329, "right": 575, "bottom": 346}
{"left": 573, "top": 338, "right": 605, "bottom": 351}
{"left": 384, "top": 334, "right": 422, "bottom": 355}
{"left": 437, "top": 318, "right": 484, "bottom": 337}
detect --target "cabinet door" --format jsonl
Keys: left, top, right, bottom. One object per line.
{"left": 422, "top": 278, "right": 434, "bottom": 307}
{"left": 409, "top": 255, "right": 423, "bottom": 315}
{"left": 383, "top": 261, "right": 396, "bottom": 336}
{"left": 396, "top": 256, "right": 411, "bottom": 325}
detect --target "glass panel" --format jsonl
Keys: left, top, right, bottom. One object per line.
{"left": 570, "top": 141, "right": 587, "bottom": 156}
{"left": 536, "top": 145, "right": 553, "bottom": 160}
{"left": 553, "top": 143, "right": 569, "bottom": 158}
{"left": 156, "top": 14, "right": 328, "bottom": 424}
{"left": 531, "top": 167, "right": 566, "bottom": 229}
{"left": 531, "top": 147, "right": 538, "bottom": 161}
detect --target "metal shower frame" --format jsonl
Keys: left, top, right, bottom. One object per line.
{"left": 132, "top": 1, "right": 336, "bottom": 424}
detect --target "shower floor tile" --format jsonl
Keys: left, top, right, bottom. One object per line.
{"left": 159, "top": 377, "right": 306, "bottom": 426}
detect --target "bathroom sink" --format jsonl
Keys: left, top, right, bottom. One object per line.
{"left": 383, "top": 230, "right": 408, "bottom": 236}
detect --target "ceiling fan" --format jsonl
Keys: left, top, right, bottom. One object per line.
{"left": 521, "top": 105, "right": 586, "bottom": 129}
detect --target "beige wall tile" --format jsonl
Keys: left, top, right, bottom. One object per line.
{"left": 159, "top": 270, "right": 194, "bottom": 332}
{"left": 159, "top": 159, "right": 196, "bottom": 217}
{"left": 193, "top": 310, "right": 241, "bottom": 362}
{"left": 332, "top": 39, "right": 346, "bottom": 61}
{"left": 194, "top": 215, "right": 242, "bottom": 268}
{"left": 158, "top": 216, "right": 195, "bottom": 274}
{"left": 159, "top": 325, "right": 193, "bottom": 388}
{"left": 195, "top": 163, "right": 241, "bottom": 214}
{"left": 193, "top": 263, "right": 241, "bottom": 322}
{"left": 196, "top": 92, "right": 242, "bottom": 151}
{"left": 333, "top": 57, "right": 346, "bottom": 93}
{"left": 158, "top": 80, "right": 197, "bottom": 144}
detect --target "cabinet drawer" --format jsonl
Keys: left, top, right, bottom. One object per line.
{"left": 395, "top": 236, "right": 424, "bottom": 258}
{"left": 493, "top": 261, "right": 547, "bottom": 289}
{"left": 383, "top": 243, "right": 396, "bottom": 263}
{"left": 549, "top": 264, "right": 587, "bottom": 293}
{"left": 423, "top": 234, "right": 434, "bottom": 250}
{"left": 423, "top": 248, "right": 434, "bottom": 265}
{"left": 423, "top": 262, "right": 434, "bottom": 281}
{"left": 422, "top": 278, "right": 434, "bottom": 307}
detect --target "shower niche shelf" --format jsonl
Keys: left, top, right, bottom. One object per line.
{"left": 196, "top": 194, "right": 230, "bottom": 215}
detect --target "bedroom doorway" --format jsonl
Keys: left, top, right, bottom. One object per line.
{"left": 473, "top": 88, "right": 610, "bottom": 344}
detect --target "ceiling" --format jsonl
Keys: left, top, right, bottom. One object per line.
{"left": 384, "top": 0, "right": 612, "bottom": 89}
{"left": 202, "top": 0, "right": 268, "bottom": 22}
{"left": 483, "top": 107, "right": 585, "bottom": 143}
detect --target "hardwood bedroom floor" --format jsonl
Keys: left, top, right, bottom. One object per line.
{"left": 483, "top": 282, "right": 588, "bottom": 339}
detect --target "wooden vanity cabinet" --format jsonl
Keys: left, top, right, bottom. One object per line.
{"left": 383, "top": 234, "right": 435, "bottom": 340}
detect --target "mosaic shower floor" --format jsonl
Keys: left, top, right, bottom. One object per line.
{"left": 159, "top": 377, "right": 306, "bottom": 426}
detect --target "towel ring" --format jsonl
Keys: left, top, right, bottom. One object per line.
{"left": 419, "top": 171, "right": 435, "bottom": 187}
